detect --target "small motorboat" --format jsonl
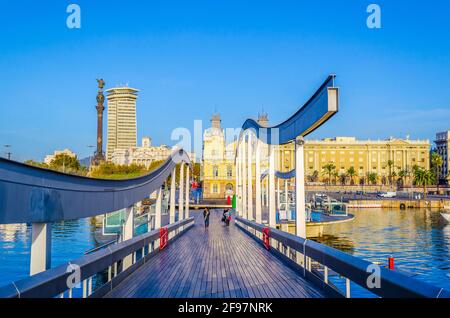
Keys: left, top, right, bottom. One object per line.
{"left": 440, "top": 212, "right": 450, "bottom": 223}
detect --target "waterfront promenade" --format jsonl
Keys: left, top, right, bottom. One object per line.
{"left": 106, "top": 210, "right": 324, "bottom": 298}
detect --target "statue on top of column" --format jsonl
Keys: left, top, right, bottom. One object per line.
{"left": 93, "top": 79, "right": 106, "bottom": 166}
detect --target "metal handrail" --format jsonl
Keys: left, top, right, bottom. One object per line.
{"left": 84, "top": 239, "right": 118, "bottom": 255}
{"left": 235, "top": 216, "right": 450, "bottom": 298}
{"left": 0, "top": 217, "right": 195, "bottom": 298}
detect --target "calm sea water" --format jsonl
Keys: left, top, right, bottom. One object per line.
{"left": 315, "top": 208, "right": 450, "bottom": 297}
{"left": 0, "top": 209, "right": 449, "bottom": 297}
{"left": 0, "top": 218, "right": 99, "bottom": 287}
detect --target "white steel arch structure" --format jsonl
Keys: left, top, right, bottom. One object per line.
{"left": 235, "top": 75, "right": 339, "bottom": 238}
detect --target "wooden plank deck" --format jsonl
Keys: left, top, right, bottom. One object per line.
{"left": 105, "top": 210, "right": 325, "bottom": 298}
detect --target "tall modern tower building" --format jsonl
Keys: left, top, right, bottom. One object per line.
{"left": 106, "top": 87, "right": 139, "bottom": 161}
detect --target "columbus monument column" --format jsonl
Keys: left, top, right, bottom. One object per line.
{"left": 93, "top": 79, "right": 106, "bottom": 165}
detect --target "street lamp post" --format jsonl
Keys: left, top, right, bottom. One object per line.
{"left": 87, "top": 145, "right": 95, "bottom": 170}
{"left": 4, "top": 145, "right": 12, "bottom": 160}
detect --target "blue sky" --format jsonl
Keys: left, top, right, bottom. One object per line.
{"left": 0, "top": 0, "right": 449, "bottom": 161}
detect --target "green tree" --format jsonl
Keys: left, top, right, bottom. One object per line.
{"left": 332, "top": 171, "right": 339, "bottom": 185}
{"left": 413, "top": 167, "right": 435, "bottom": 199}
{"left": 25, "top": 155, "right": 86, "bottom": 176}
{"left": 91, "top": 162, "right": 149, "bottom": 179}
{"left": 431, "top": 152, "right": 444, "bottom": 193}
{"left": 50, "top": 153, "right": 81, "bottom": 173}
{"left": 322, "top": 162, "right": 336, "bottom": 185}
{"left": 346, "top": 166, "right": 356, "bottom": 185}
{"left": 192, "top": 163, "right": 201, "bottom": 181}
{"left": 24, "top": 160, "right": 49, "bottom": 169}
{"left": 387, "top": 160, "right": 394, "bottom": 185}
{"left": 398, "top": 169, "right": 408, "bottom": 187}
{"left": 308, "top": 170, "right": 319, "bottom": 183}
{"left": 165, "top": 162, "right": 201, "bottom": 186}
{"left": 391, "top": 171, "right": 397, "bottom": 187}
{"left": 339, "top": 173, "right": 347, "bottom": 185}
{"left": 367, "top": 172, "right": 378, "bottom": 185}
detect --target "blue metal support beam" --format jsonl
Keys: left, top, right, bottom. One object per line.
{"left": 237, "top": 74, "right": 338, "bottom": 147}
{"left": 0, "top": 149, "right": 191, "bottom": 224}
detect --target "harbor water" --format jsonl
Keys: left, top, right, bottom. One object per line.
{"left": 315, "top": 208, "right": 450, "bottom": 297}
{"left": 0, "top": 218, "right": 99, "bottom": 287}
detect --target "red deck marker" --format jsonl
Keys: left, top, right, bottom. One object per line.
{"left": 160, "top": 227, "right": 168, "bottom": 250}
{"left": 262, "top": 227, "right": 270, "bottom": 250}
{"left": 388, "top": 256, "right": 395, "bottom": 270}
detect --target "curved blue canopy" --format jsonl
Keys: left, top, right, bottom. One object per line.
{"left": 261, "top": 169, "right": 296, "bottom": 181}
{"left": 238, "top": 75, "right": 338, "bottom": 147}
{"left": 0, "top": 149, "right": 191, "bottom": 224}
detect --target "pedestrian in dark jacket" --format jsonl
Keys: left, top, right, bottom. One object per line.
{"left": 203, "top": 208, "right": 210, "bottom": 228}
{"left": 222, "top": 209, "right": 231, "bottom": 226}
{"left": 222, "top": 209, "right": 228, "bottom": 223}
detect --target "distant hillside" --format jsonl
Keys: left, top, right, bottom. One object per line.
{"left": 79, "top": 156, "right": 93, "bottom": 169}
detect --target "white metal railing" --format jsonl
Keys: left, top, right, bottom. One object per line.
{"left": 234, "top": 216, "right": 449, "bottom": 298}
{"left": 0, "top": 217, "right": 195, "bottom": 298}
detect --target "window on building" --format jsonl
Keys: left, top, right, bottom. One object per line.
{"left": 213, "top": 166, "right": 219, "bottom": 178}
{"left": 212, "top": 184, "right": 219, "bottom": 193}
{"left": 227, "top": 166, "right": 233, "bottom": 178}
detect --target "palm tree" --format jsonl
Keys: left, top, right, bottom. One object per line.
{"left": 387, "top": 160, "right": 394, "bottom": 185}
{"left": 413, "top": 167, "right": 435, "bottom": 199}
{"left": 391, "top": 171, "right": 397, "bottom": 188}
{"left": 332, "top": 171, "right": 339, "bottom": 185}
{"left": 431, "top": 152, "right": 444, "bottom": 193}
{"left": 347, "top": 166, "right": 356, "bottom": 185}
{"left": 339, "top": 173, "right": 347, "bottom": 186}
{"left": 398, "top": 169, "right": 408, "bottom": 187}
{"left": 367, "top": 172, "right": 378, "bottom": 185}
{"left": 308, "top": 170, "right": 319, "bottom": 183}
{"left": 322, "top": 163, "right": 336, "bottom": 185}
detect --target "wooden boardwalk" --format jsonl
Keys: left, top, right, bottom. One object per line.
{"left": 105, "top": 210, "right": 325, "bottom": 298}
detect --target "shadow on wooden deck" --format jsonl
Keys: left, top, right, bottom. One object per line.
{"left": 105, "top": 210, "right": 325, "bottom": 298}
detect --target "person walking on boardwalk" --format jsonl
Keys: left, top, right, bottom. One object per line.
{"left": 222, "top": 208, "right": 231, "bottom": 226}
{"left": 203, "top": 208, "right": 211, "bottom": 228}
{"left": 225, "top": 209, "right": 231, "bottom": 227}
{"left": 222, "top": 209, "right": 228, "bottom": 223}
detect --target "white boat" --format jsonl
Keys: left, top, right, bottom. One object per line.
{"left": 440, "top": 212, "right": 450, "bottom": 223}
